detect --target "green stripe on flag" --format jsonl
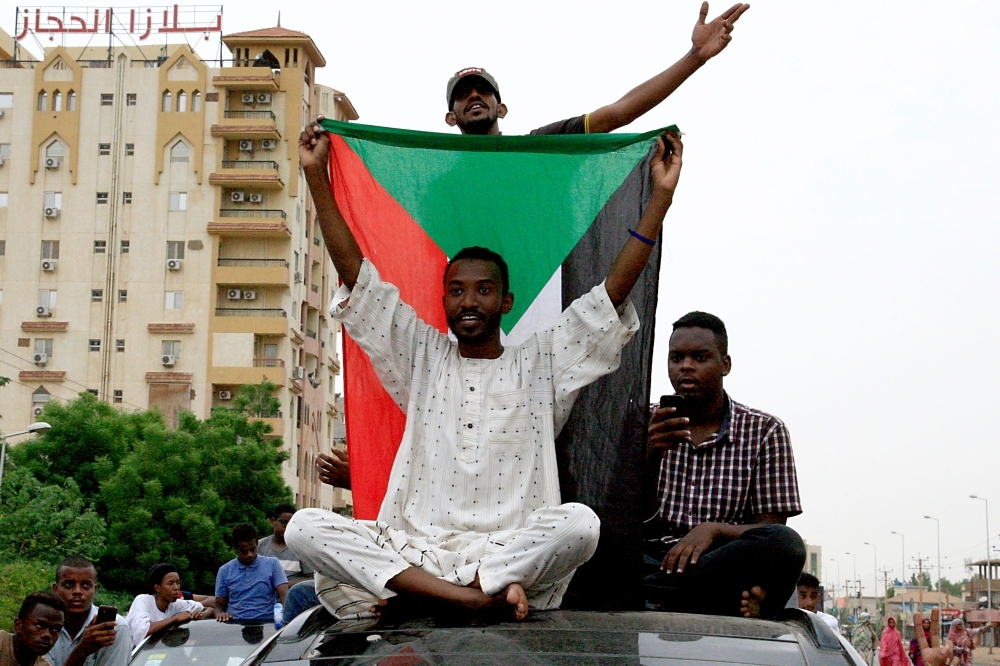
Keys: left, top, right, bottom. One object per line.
{"left": 321, "top": 119, "right": 676, "bottom": 332}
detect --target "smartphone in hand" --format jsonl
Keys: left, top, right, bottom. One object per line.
{"left": 95, "top": 606, "right": 117, "bottom": 625}
{"left": 659, "top": 394, "right": 685, "bottom": 420}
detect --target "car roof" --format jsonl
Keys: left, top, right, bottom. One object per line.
{"left": 257, "top": 608, "right": 851, "bottom": 666}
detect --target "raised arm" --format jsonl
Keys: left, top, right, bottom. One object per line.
{"left": 587, "top": 3, "right": 749, "bottom": 134}
{"left": 300, "top": 116, "right": 364, "bottom": 288}
{"left": 604, "top": 132, "right": 682, "bottom": 306}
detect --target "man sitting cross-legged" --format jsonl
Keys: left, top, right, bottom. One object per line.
{"left": 287, "top": 119, "right": 684, "bottom": 621}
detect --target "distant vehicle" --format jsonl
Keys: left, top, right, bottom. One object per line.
{"left": 130, "top": 618, "right": 278, "bottom": 666}
{"left": 246, "top": 605, "right": 867, "bottom": 666}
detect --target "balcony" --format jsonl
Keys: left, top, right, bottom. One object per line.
{"left": 208, "top": 208, "right": 290, "bottom": 238}
{"left": 210, "top": 358, "right": 286, "bottom": 387}
{"left": 211, "top": 110, "right": 280, "bottom": 140}
{"left": 210, "top": 160, "right": 282, "bottom": 190}
{"left": 216, "top": 257, "right": 290, "bottom": 286}
{"left": 250, "top": 416, "right": 285, "bottom": 438}
{"left": 211, "top": 69, "right": 278, "bottom": 90}
{"left": 213, "top": 307, "right": 287, "bottom": 335}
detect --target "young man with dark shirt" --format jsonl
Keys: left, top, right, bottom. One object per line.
{"left": 47, "top": 558, "right": 131, "bottom": 666}
{"left": 445, "top": 2, "right": 749, "bottom": 136}
{"left": 644, "top": 312, "right": 805, "bottom": 619}
{"left": 0, "top": 593, "right": 66, "bottom": 666}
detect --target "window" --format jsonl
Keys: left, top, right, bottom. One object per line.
{"left": 91, "top": 289, "right": 103, "bottom": 302}
{"left": 53, "top": 91, "right": 62, "bottom": 112}
{"left": 99, "top": 143, "right": 111, "bottom": 156}
{"left": 161, "top": 91, "right": 172, "bottom": 112}
{"left": 113, "top": 389, "right": 123, "bottom": 403}
{"left": 85, "top": 389, "right": 97, "bottom": 396}
{"left": 96, "top": 192, "right": 108, "bottom": 204}
{"left": 89, "top": 339, "right": 101, "bottom": 352}
{"left": 100, "top": 94, "right": 113, "bottom": 106}
{"left": 44, "top": 192, "right": 62, "bottom": 209}
{"left": 161, "top": 340, "right": 181, "bottom": 358}
{"left": 125, "top": 143, "right": 134, "bottom": 156}
{"left": 165, "top": 291, "right": 183, "bottom": 309}
{"left": 192, "top": 91, "right": 201, "bottom": 112}
{"left": 0, "top": 93, "right": 12, "bottom": 108}
{"left": 0, "top": 240, "right": 5, "bottom": 256}
{"left": 67, "top": 91, "right": 77, "bottom": 111}
{"left": 0, "top": 192, "right": 7, "bottom": 207}
{"left": 45, "top": 141, "right": 64, "bottom": 158}
{"left": 121, "top": 240, "right": 130, "bottom": 253}
{"left": 168, "top": 191, "right": 187, "bottom": 211}
{"left": 40, "top": 240, "right": 59, "bottom": 259}
{"left": 0, "top": 145, "right": 9, "bottom": 161}
{"left": 166, "top": 241, "right": 185, "bottom": 260}
{"left": 94, "top": 240, "right": 107, "bottom": 253}
{"left": 177, "top": 91, "right": 187, "bottom": 112}
{"left": 122, "top": 192, "right": 132, "bottom": 204}
{"left": 119, "top": 290, "right": 127, "bottom": 302}
{"left": 116, "top": 339, "right": 125, "bottom": 352}
{"left": 37, "top": 91, "right": 47, "bottom": 111}
{"left": 169, "top": 142, "right": 189, "bottom": 163}
{"left": 38, "top": 289, "right": 56, "bottom": 308}
{"left": 35, "top": 338, "right": 53, "bottom": 356}
{"left": 126, "top": 93, "right": 136, "bottom": 106}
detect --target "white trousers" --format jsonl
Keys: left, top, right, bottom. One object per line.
{"left": 286, "top": 503, "right": 599, "bottom": 619}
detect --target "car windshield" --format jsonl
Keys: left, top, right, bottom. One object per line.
{"left": 134, "top": 622, "right": 276, "bottom": 666}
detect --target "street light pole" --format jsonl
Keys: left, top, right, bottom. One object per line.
{"left": 970, "top": 495, "right": 993, "bottom": 654}
{"left": 865, "top": 542, "right": 879, "bottom": 619}
{"left": 891, "top": 531, "right": 905, "bottom": 590}
{"left": 847, "top": 551, "right": 859, "bottom": 615}
{"left": 0, "top": 422, "right": 52, "bottom": 496}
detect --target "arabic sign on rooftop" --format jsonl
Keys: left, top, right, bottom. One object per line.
{"left": 14, "top": 5, "right": 223, "bottom": 42}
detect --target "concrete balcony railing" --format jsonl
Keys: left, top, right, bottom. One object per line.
{"left": 212, "top": 307, "right": 288, "bottom": 336}
{"left": 253, "top": 358, "right": 285, "bottom": 367}
{"left": 211, "top": 69, "right": 278, "bottom": 90}
{"left": 215, "top": 258, "right": 290, "bottom": 286}
{"left": 219, "top": 208, "right": 286, "bottom": 219}
{"left": 215, "top": 308, "right": 286, "bottom": 317}
{"left": 209, "top": 208, "right": 290, "bottom": 238}
{"left": 210, "top": 160, "right": 282, "bottom": 190}
{"left": 211, "top": 111, "right": 280, "bottom": 140}
{"left": 224, "top": 110, "right": 276, "bottom": 120}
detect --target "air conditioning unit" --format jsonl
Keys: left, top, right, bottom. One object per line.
{"left": 230, "top": 191, "right": 245, "bottom": 202}
{"left": 242, "top": 290, "right": 256, "bottom": 300}
{"left": 238, "top": 139, "right": 254, "bottom": 152}
{"left": 44, "top": 207, "right": 60, "bottom": 219}
{"left": 36, "top": 305, "right": 51, "bottom": 317}
{"left": 241, "top": 93, "right": 256, "bottom": 105}
{"left": 261, "top": 139, "right": 276, "bottom": 150}
{"left": 33, "top": 405, "right": 45, "bottom": 417}
{"left": 248, "top": 193, "right": 263, "bottom": 203}
{"left": 294, "top": 271, "right": 302, "bottom": 283}
{"left": 44, "top": 157, "right": 61, "bottom": 169}
{"left": 219, "top": 390, "right": 233, "bottom": 400}
{"left": 227, "top": 288, "right": 242, "bottom": 300}
{"left": 161, "top": 354, "right": 176, "bottom": 366}
{"left": 292, "top": 366, "right": 305, "bottom": 380}
{"left": 41, "top": 259, "right": 57, "bottom": 271}
{"left": 33, "top": 352, "right": 48, "bottom": 365}
{"left": 257, "top": 92, "right": 272, "bottom": 105}
{"left": 167, "top": 259, "right": 183, "bottom": 270}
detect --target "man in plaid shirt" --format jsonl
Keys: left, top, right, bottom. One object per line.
{"left": 644, "top": 312, "right": 805, "bottom": 618}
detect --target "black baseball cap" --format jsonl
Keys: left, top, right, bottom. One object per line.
{"left": 446, "top": 67, "right": 501, "bottom": 108}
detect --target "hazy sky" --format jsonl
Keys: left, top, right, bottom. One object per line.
{"left": 17, "top": 1, "right": 1000, "bottom": 598}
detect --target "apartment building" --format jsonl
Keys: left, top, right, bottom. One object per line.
{"left": 0, "top": 25, "right": 358, "bottom": 510}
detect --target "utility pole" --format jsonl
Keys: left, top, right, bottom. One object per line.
{"left": 880, "top": 567, "right": 892, "bottom": 619}
{"left": 913, "top": 555, "right": 926, "bottom": 611}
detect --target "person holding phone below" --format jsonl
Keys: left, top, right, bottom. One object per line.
{"left": 644, "top": 312, "right": 804, "bottom": 619}
{"left": 125, "top": 564, "right": 213, "bottom": 646}
{"left": 47, "top": 557, "right": 131, "bottom": 666}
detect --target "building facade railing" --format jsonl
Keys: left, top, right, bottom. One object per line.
{"left": 215, "top": 308, "right": 286, "bottom": 317}
{"left": 218, "top": 208, "right": 286, "bottom": 219}
{"left": 253, "top": 358, "right": 285, "bottom": 367}
{"left": 306, "top": 329, "right": 318, "bottom": 339}
{"left": 217, "top": 258, "right": 288, "bottom": 267}
{"left": 221, "top": 160, "right": 279, "bottom": 170}
{"left": 223, "top": 110, "right": 276, "bottom": 120}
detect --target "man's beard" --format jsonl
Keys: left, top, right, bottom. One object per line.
{"left": 457, "top": 112, "right": 498, "bottom": 135}
{"left": 447, "top": 309, "right": 503, "bottom": 344}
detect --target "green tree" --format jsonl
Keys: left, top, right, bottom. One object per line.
{"left": 229, "top": 379, "right": 282, "bottom": 418}
{"left": 0, "top": 468, "right": 106, "bottom": 563}
{"left": 935, "top": 577, "right": 966, "bottom": 598}
{"left": 909, "top": 571, "right": 932, "bottom": 589}
{"left": 98, "top": 405, "right": 290, "bottom": 593}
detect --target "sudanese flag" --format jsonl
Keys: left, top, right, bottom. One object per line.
{"left": 322, "top": 119, "right": 674, "bottom": 608}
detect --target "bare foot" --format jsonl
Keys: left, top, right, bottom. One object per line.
{"left": 504, "top": 583, "right": 529, "bottom": 621}
{"left": 740, "top": 586, "right": 766, "bottom": 618}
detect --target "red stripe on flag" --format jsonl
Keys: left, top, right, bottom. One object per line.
{"left": 328, "top": 135, "right": 449, "bottom": 519}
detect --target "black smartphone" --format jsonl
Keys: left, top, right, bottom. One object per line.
{"left": 95, "top": 605, "right": 117, "bottom": 625}
{"left": 659, "top": 394, "right": 685, "bottom": 419}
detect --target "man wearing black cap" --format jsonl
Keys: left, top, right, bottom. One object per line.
{"left": 445, "top": 2, "right": 749, "bottom": 136}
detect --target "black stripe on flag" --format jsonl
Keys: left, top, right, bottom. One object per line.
{"left": 557, "top": 146, "right": 660, "bottom": 610}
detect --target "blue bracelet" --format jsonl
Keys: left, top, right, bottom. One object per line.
{"left": 629, "top": 229, "right": 657, "bottom": 246}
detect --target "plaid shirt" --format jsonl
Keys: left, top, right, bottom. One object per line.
{"left": 653, "top": 395, "right": 801, "bottom": 547}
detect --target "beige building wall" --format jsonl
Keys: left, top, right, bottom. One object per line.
{"left": 0, "top": 26, "right": 356, "bottom": 511}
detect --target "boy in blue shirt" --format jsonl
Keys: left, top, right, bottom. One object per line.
{"left": 215, "top": 524, "right": 288, "bottom": 622}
